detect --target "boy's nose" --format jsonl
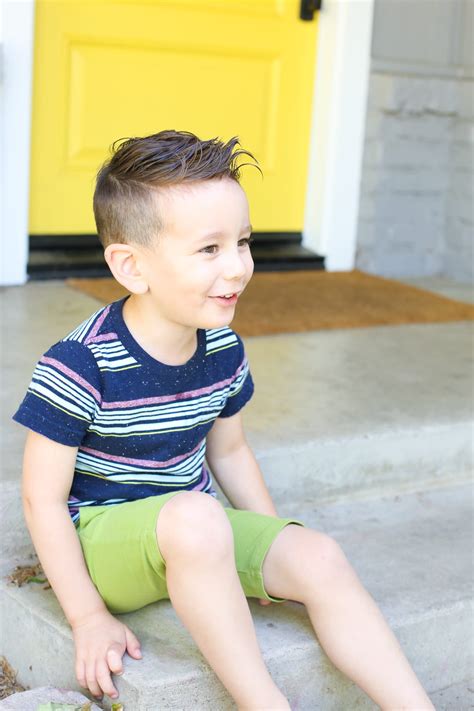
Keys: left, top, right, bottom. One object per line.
{"left": 222, "top": 248, "right": 249, "bottom": 281}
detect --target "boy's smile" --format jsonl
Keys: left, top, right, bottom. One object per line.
{"left": 209, "top": 293, "right": 240, "bottom": 307}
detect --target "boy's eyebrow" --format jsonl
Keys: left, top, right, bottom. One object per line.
{"left": 195, "top": 225, "right": 253, "bottom": 242}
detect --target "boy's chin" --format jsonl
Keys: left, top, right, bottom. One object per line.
{"left": 199, "top": 310, "right": 236, "bottom": 330}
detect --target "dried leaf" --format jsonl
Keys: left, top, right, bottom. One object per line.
{"left": 0, "top": 656, "right": 26, "bottom": 699}
{"left": 7, "top": 563, "right": 48, "bottom": 588}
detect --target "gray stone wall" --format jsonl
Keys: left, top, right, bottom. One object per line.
{"left": 445, "top": 82, "right": 474, "bottom": 282}
{"left": 355, "top": 0, "right": 473, "bottom": 281}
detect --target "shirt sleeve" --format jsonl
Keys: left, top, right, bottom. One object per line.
{"left": 12, "top": 340, "right": 102, "bottom": 446}
{"left": 218, "top": 334, "right": 255, "bottom": 418}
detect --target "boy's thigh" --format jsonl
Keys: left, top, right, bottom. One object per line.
{"left": 77, "top": 494, "right": 305, "bottom": 614}
{"left": 77, "top": 492, "right": 183, "bottom": 614}
{"left": 224, "top": 507, "right": 305, "bottom": 603}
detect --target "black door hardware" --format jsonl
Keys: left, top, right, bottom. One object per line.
{"left": 300, "top": 0, "right": 322, "bottom": 21}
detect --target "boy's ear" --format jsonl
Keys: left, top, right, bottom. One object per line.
{"left": 103, "top": 243, "right": 149, "bottom": 294}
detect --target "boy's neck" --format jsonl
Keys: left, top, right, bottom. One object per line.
{"left": 122, "top": 293, "right": 198, "bottom": 366}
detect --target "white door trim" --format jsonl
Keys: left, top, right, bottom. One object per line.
{"left": 303, "top": 0, "right": 374, "bottom": 270}
{"left": 0, "top": 0, "right": 374, "bottom": 285}
{"left": 1, "top": 0, "right": 35, "bottom": 286}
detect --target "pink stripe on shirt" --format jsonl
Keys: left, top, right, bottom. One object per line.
{"left": 87, "top": 332, "right": 118, "bottom": 344}
{"left": 84, "top": 305, "right": 112, "bottom": 345}
{"left": 41, "top": 356, "right": 102, "bottom": 404}
{"left": 191, "top": 466, "right": 209, "bottom": 491}
{"left": 101, "top": 359, "right": 246, "bottom": 409}
{"left": 79, "top": 440, "right": 203, "bottom": 468}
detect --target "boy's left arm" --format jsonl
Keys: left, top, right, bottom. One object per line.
{"left": 206, "top": 412, "right": 279, "bottom": 518}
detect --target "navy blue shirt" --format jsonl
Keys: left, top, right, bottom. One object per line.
{"left": 13, "top": 297, "right": 254, "bottom": 522}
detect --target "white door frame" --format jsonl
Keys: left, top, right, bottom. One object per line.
{"left": 304, "top": 0, "right": 374, "bottom": 270}
{"left": 1, "top": 0, "right": 36, "bottom": 286}
{"left": 1, "top": 0, "right": 374, "bottom": 285}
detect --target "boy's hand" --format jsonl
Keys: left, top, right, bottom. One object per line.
{"left": 259, "top": 599, "right": 272, "bottom": 606}
{"left": 72, "top": 609, "right": 142, "bottom": 700}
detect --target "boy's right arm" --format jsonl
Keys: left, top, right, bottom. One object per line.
{"left": 22, "top": 429, "right": 142, "bottom": 701}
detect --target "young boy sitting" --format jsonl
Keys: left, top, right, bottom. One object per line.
{"left": 14, "top": 129, "right": 434, "bottom": 710}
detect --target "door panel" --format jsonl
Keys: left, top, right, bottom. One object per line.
{"left": 30, "top": 0, "right": 319, "bottom": 235}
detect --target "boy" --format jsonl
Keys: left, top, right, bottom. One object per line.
{"left": 14, "top": 130, "right": 434, "bottom": 710}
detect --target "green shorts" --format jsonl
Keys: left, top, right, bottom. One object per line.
{"left": 77, "top": 492, "right": 305, "bottom": 614}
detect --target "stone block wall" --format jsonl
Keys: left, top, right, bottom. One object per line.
{"left": 445, "top": 83, "right": 474, "bottom": 282}
{"left": 356, "top": 74, "right": 473, "bottom": 280}
{"left": 354, "top": 0, "right": 473, "bottom": 282}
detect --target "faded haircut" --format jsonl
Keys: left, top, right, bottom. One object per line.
{"left": 93, "top": 129, "right": 262, "bottom": 248}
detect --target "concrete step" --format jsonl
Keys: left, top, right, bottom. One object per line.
{"left": 430, "top": 679, "right": 474, "bottom": 710}
{"left": 2, "top": 482, "right": 472, "bottom": 710}
{"left": 242, "top": 321, "right": 473, "bottom": 505}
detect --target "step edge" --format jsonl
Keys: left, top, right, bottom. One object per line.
{"left": 2, "top": 585, "right": 471, "bottom": 697}
{"left": 2, "top": 579, "right": 472, "bottom": 670}
{"left": 251, "top": 418, "right": 474, "bottom": 457}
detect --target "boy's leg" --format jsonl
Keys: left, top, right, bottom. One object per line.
{"left": 261, "top": 524, "right": 435, "bottom": 710}
{"left": 156, "top": 491, "right": 290, "bottom": 710}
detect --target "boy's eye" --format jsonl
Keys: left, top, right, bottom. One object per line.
{"left": 200, "top": 244, "right": 219, "bottom": 254}
{"left": 239, "top": 236, "right": 254, "bottom": 248}
{"left": 199, "top": 236, "right": 253, "bottom": 255}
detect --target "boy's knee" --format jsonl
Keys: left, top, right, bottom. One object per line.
{"left": 273, "top": 530, "right": 353, "bottom": 606}
{"left": 305, "top": 531, "right": 356, "bottom": 593}
{"left": 156, "top": 491, "right": 233, "bottom": 562}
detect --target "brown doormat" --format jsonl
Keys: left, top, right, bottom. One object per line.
{"left": 67, "top": 270, "right": 474, "bottom": 337}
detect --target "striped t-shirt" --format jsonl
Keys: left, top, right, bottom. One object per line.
{"left": 13, "top": 296, "right": 254, "bottom": 523}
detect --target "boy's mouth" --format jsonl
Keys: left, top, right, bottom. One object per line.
{"left": 210, "top": 292, "right": 240, "bottom": 306}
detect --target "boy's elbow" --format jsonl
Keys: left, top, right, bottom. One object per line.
{"left": 22, "top": 487, "right": 68, "bottom": 520}
{"left": 22, "top": 492, "right": 41, "bottom": 523}
{"left": 22, "top": 499, "right": 35, "bottom": 533}
{"left": 21, "top": 478, "right": 39, "bottom": 512}
{"left": 22, "top": 482, "right": 35, "bottom": 513}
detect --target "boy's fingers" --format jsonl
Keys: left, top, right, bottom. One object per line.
{"left": 85, "top": 661, "right": 102, "bottom": 699}
{"left": 96, "top": 658, "right": 119, "bottom": 699}
{"left": 125, "top": 628, "right": 142, "bottom": 659}
{"left": 75, "top": 660, "right": 87, "bottom": 689}
{"left": 106, "top": 645, "right": 124, "bottom": 674}
{"left": 259, "top": 598, "right": 272, "bottom": 606}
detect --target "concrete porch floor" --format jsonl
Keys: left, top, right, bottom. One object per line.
{"left": 0, "top": 274, "right": 473, "bottom": 709}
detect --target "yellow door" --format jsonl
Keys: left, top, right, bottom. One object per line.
{"left": 29, "top": 0, "right": 319, "bottom": 236}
